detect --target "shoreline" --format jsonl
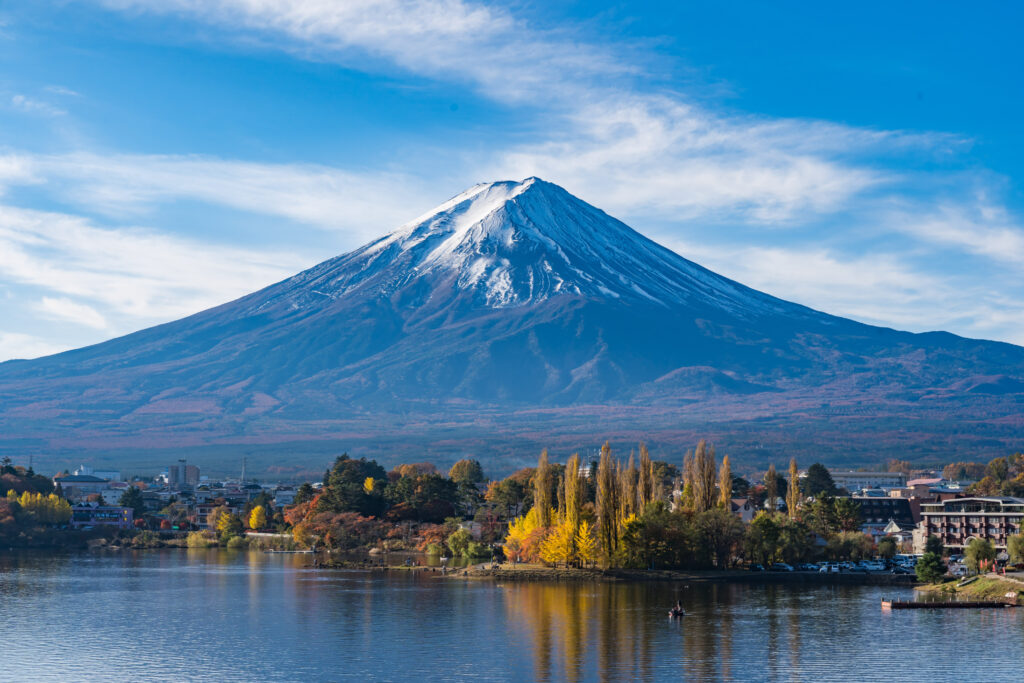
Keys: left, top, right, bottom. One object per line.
{"left": 916, "top": 573, "right": 1024, "bottom": 601}
{"left": 319, "top": 562, "right": 917, "bottom": 586}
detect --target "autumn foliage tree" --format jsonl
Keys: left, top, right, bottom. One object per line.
{"left": 249, "top": 505, "right": 267, "bottom": 530}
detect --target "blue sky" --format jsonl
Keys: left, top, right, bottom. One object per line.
{"left": 1, "top": 0, "right": 1023, "bottom": 360}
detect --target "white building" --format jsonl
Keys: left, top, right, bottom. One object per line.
{"left": 828, "top": 471, "right": 907, "bottom": 491}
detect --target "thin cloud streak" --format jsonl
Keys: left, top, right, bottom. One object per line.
{"left": 2, "top": 152, "right": 438, "bottom": 239}
{"left": 0, "top": 204, "right": 307, "bottom": 322}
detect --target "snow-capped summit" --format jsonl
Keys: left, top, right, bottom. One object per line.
{"left": 268, "top": 177, "right": 799, "bottom": 317}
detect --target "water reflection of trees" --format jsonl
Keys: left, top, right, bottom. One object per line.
{"left": 502, "top": 581, "right": 743, "bottom": 681}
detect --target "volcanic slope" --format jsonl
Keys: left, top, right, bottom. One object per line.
{"left": 2, "top": 178, "right": 1023, "bottom": 470}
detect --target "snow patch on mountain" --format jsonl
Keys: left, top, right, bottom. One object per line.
{"left": 264, "top": 177, "right": 814, "bottom": 319}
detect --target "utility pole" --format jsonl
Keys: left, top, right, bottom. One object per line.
{"left": 240, "top": 457, "right": 246, "bottom": 485}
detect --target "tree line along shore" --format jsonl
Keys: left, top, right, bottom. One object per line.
{"left": 6, "top": 446, "right": 1024, "bottom": 586}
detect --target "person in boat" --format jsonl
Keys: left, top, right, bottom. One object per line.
{"left": 670, "top": 601, "right": 685, "bottom": 617}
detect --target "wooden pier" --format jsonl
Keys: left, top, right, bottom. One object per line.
{"left": 882, "top": 599, "right": 1014, "bottom": 610}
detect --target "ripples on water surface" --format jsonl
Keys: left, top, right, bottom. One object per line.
{"left": 1, "top": 550, "right": 1021, "bottom": 681}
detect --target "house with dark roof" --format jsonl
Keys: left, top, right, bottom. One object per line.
{"left": 53, "top": 474, "right": 110, "bottom": 502}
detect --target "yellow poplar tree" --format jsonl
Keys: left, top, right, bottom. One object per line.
{"left": 718, "top": 455, "right": 732, "bottom": 509}
{"left": 576, "top": 521, "right": 598, "bottom": 566}
{"left": 539, "top": 521, "right": 575, "bottom": 566}
{"left": 249, "top": 505, "right": 267, "bottom": 530}
{"left": 533, "top": 450, "right": 553, "bottom": 529}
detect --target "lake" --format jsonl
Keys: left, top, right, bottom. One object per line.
{"left": 1, "top": 550, "right": 1021, "bottom": 681}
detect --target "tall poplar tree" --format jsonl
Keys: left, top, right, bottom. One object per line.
{"left": 786, "top": 458, "right": 800, "bottom": 519}
{"left": 533, "top": 450, "right": 552, "bottom": 528}
{"left": 765, "top": 464, "right": 778, "bottom": 512}
{"left": 693, "top": 440, "right": 718, "bottom": 513}
{"left": 681, "top": 449, "right": 696, "bottom": 512}
{"left": 564, "top": 453, "right": 583, "bottom": 534}
{"left": 595, "top": 442, "right": 619, "bottom": 561}
{"left": 638, "top": 443, "right": 655, "bottom": 510}
{"left": 718, "top": 454, "right": 732, "bottom": 509}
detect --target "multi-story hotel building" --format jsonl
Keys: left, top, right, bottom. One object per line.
{"left": 920, "top": 496, "right": 1024, "bottom": 549}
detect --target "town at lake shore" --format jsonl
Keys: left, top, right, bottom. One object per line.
{"left": 5, "top": 445, "right": 1024, "bottom": 597}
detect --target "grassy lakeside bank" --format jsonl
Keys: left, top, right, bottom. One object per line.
{"left": 916, "top": 574, "right": 1024, "bottom": 601}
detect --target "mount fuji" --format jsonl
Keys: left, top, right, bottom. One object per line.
{"left": 3, "top": 178, "right": 1024, "bottom": 474}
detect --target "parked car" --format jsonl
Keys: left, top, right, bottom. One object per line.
{"left": 891, "top": 566, "right": 913, "bottom": 575}
{"left": 749, "top": 563, "right": 766, "bottom": 572}
{"left": 819, "top": 563, "right": 840, "bottom": 574}
{"left": 860, "top": 561, "right": 886, "bottom": 572}
{"left": 797, "top": 563, "right": 818, "bottom": 571}
{"left": 770, "top": 562, "right": 794, "bottom": 572}
{"left": 950, "top": 564, "right": 968, "bottom": 577}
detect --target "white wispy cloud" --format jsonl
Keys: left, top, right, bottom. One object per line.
{"left": 0, "top": 332, "right": 72, "bottom": 361}
{"left": 43, "top": 85, "right": 82, "bottom": 97}
{"left": 898, "top": 201, "right": 1024, "bottom": 264}
{"left": 10, "top": 94, "right": 66, "bottom": 117}
{"left": 92, "top": 0, "right": 921, "bottom": 223}
{"left": 1, "top": 152, "right": 438, "bottom": 239}
{"left": 0, "top": 204, "right": 307, "bottom": 321}
{"left": 664, "top": 237, "right": 1024, "bottom": 343}
{"left": 37, "top": 296, "right": 108, "bottom": 330}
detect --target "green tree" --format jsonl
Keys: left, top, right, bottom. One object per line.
{"left": 447, "top": 527, "right": 472, "bottom": 557}
{"left": 803, "top": 463, "right": 838, "bottom": 497}
{"left": 1008, "top": 534, "right": 1024, "bottom": 565}
{"left": 118, "top": 486, "right": 146, "bottom": 518}
{"left": 294, "top": 483, "right": 315, "bottom": 505}
{"left": 777, "top": 518, "right": 814, "bottom": 564}
{"left": 964, "top": 538, "right": 996, "bottom": 574}
{"left": 745, "top": 512, "right": 781, "bottom": 566}
{"left": 764, "top": 465, "right": 779, "bottom": 512}
{"left": 485, "top": 478, "right": 525, "bottom": 519}
{"left": 833, "top": 497, "right": 862, "bottom": 532}
{"left": 877, "top": 536, "right": 897, "bottom": 560}
{"left": 696, "top": 507, "right": 745, "bottom": 568}
{"left": 449, "top": 459, "right": 485, "bottom": 485}
{"left": 318, "top": 454, "right": 387, "bottom": 516}
{"left": 924, "top": 535, "right": 945, "bottom": 556}
{"left": 916, "top": 552, "right": 946, "bottom": 583}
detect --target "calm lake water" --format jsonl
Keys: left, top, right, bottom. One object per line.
{"left": 2, "top": 550, "right": 1022, "bottom": 682}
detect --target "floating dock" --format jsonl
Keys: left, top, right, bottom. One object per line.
{"left": 882, "top": 599, "right": 1013, "bottom": 610}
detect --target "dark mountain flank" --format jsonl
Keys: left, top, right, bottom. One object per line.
{"left": 2, "top": 178, "right": 1023, "bottom": 474}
